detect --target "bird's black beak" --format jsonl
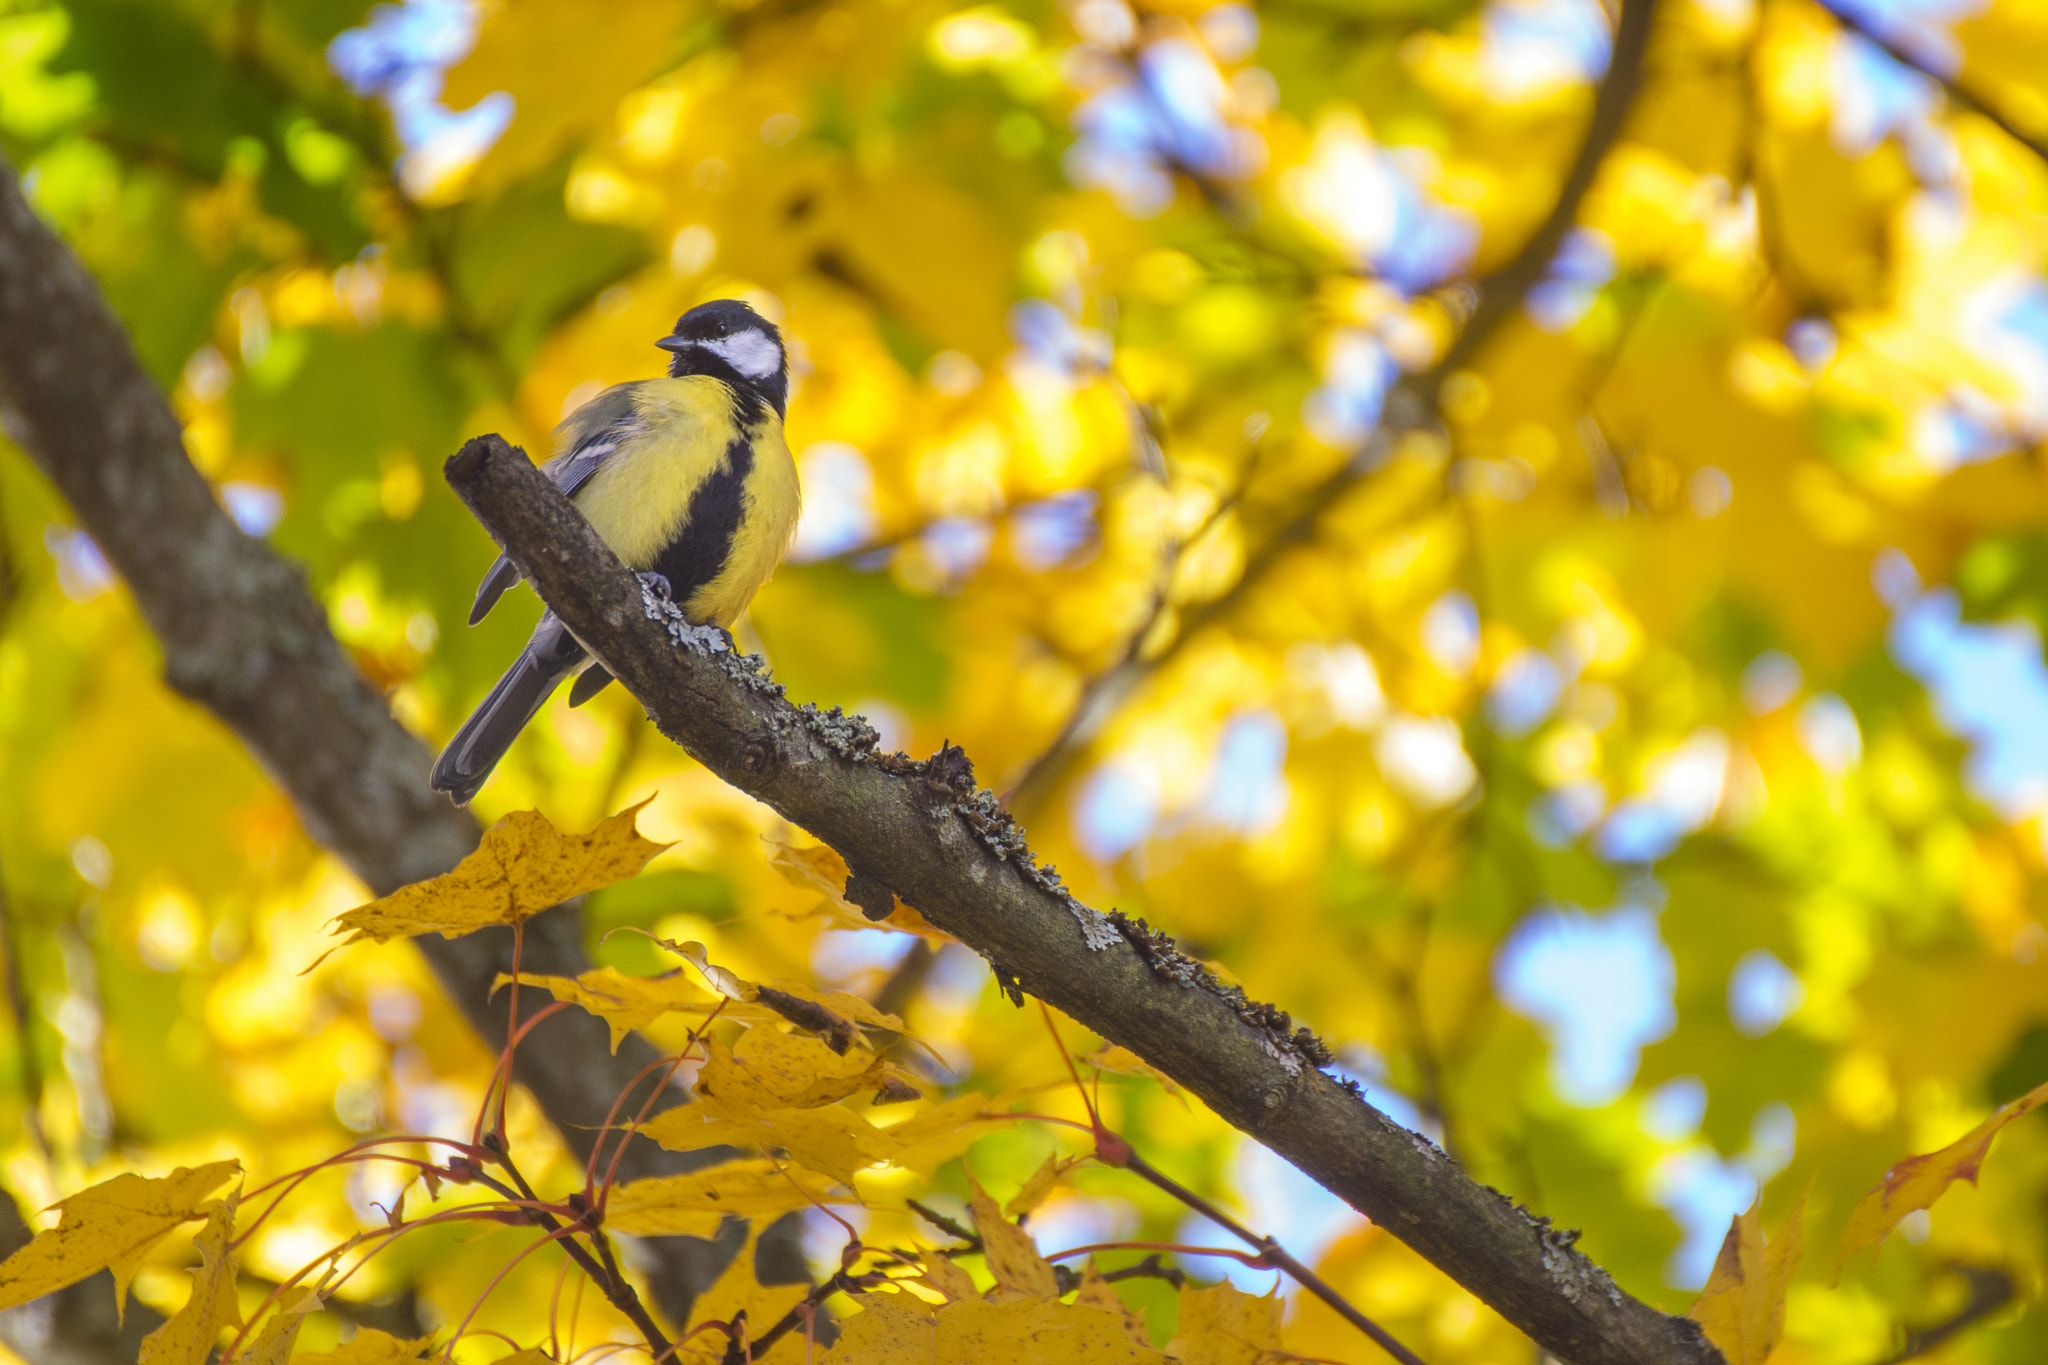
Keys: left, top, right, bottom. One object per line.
{"left": 655, "top": 334, "right": 691, "bottom": 352}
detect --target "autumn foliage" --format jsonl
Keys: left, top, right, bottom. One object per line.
{"left": 7, "top": 0, "right": 2048, "bottom": 1361}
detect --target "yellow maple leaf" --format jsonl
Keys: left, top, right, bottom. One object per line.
{"left": 761, "top": 834, "right": 940, "bottom": 936}
{"left": 967, "top": 1173, "right": 1057, "bottom": 1303}
{"left": 1170, "top": 1281, "right": 1284, "bottom": 1365}
{"left": 1083, "top": 1045, "right": 1185, "bottom": 1100}
{"left": 137, "top": 1188, "right": 240, "bottom": 1365}
{"left": 825, "top": 1291, "right": 1170, "bottom": 1363}
{"left": 1689, "top": 1193, "right": 1806, "bottom": 1365}
{"left": 0, "top": 1160, "right": 240, "bottom": 1317}
{"left": 752, "top": 979, "right": 935, "bottom": 1058}
{"left": 919, "top": 1251, "right": 980, "bottom": 1304}
{"left": 653, "top": 937, "right": 753, "bottom": 1001}
{"left": 242, "top": 1286, "right": 321, "bottom": 1365}
{"left": 1074, "top": 1261, "right": 1152, "bottom": 1352}
{"left": 762, "top": 834, "right": 864, "bottom": 902}
{"left": 644, "top": 1102, "right": 898, "bottom": 1186}
{"left": 821, "top": 1290, "right": 937, "bottom": 1360}
{"left": 697, "top": 1030, "right": 889, "bottom": 1112}
{"left": 292, "top": 1328, "right": 435, "bottom": 1365}
{"left": 633, "top": 942, "right": 932, "bottom": 1055}
{"left": 494, "top": 967, "right": 713, "bottom": 1052}
{"left": 1005, "top": 1154, "right": 1072, "bottom": 1220}
{"left": 771, "top": 984, "right": 906, "bottom": 1038}
{"left": 322, "top": 803, "right": 667, "bottom": 952}
{"left": 602, "top": 1160, "right": 852, "bottom": 1237}
{"left": 1839, "top": 1078, "right": 2048, "bottom": 1265}
{"left": 675, "top": 1229, "right": 810, "bottom": 1363}
{"left": 877, "top": 1094, "right": 1014, "bottom": 1179}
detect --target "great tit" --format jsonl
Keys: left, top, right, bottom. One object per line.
{"left": 431, "top": 298, "right": 800, "bottom": 805}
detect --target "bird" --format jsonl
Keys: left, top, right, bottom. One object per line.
{"left": 430, "top": 298, "right": 801, "bottom": 806}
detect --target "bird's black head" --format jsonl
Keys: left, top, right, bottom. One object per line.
{"left": 656, "top": 299, "right": 788, "bottom": 418}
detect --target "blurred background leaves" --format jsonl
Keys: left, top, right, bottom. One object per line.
{"left": 5, "top": 0, "right": 2048, "bottom": 1358}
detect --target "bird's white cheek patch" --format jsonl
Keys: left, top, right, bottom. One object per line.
{"left": 701, "top": 329, "right": 782, "bottom": 379}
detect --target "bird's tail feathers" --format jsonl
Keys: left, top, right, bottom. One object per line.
{"left": 430, "top": 615, "right": 585, "bottom": 805}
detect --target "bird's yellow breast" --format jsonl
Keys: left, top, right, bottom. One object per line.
{"left": 572, "top": 377, "right": 737, "bottom": 566}
{"left": 567, "top": 376, "right": 800, "bottom": 627}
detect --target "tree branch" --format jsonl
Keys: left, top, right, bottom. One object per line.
{"left": 1876, "top": 1265, "right": 2014, "bottom": 1365}
{"left": 444, "top": 431, "right": 1726, "bottom": 1365}
{"left": 1431, "top": 0, "right": 1660, "bottom": 381}
{"left": 1810, "top": 0, "right": 2048, "bottom": 167}
{"left": 1004, "top": 0, "right": 1660, "bottom": 815}
{"left": 0, "top": 151, "right": 764, "bottom": 1340}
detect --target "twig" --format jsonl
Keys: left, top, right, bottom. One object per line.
{"left": 1046, "top": 1000, "right": 1428, "bottom": 1360}
{"left": 1045, "top": 1240, "right": 1277, "bottom": 1270}
{"left": 1875, "top": 1265, "right": 2014, "bottom": 1365}
{"left": 1809, "top": 0, "right": 2048, "bottom": 166}
{"left": 1005, "top": 451, "right": 1266, "bottom": 815}
{"left": 1433, "top": 0, "right": 1661, "bottom": 381}
{"left": 1120, "top": 1147, "right": 1431, "bottom": 1365}
{"left": 871, "top": 939, "right": 936, "bottom": 1020}
{"left": 234, "top": 1276, "right": 426, "bottom": 1340}
{"left": 475, "top": 1148, "right": 676, "bottom": 1363}
{"left": 906, "top": 1200, "right": 980, "bottom": 1250}
{"left": 440, "top": 1227, "right": 589, "bottom": 1364}
{"left": 234, "top": 1126, "right": 669, "bottom": 1365}
{"left": 721, "top": 1261, "right": 886, "bottom": 1365}
{"left": 1100, "top": 1253, "right": 1185, "bottom": 1288}
{"left": 222, "top": 1201, "right": 556, "bottom": 1360}
{"left": 1032, "top": 1003, "right": 1431, "bottom": 1365}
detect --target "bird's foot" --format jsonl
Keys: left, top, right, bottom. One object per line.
{"left": 637, "top": 571, "right": 674, "bottom": 602}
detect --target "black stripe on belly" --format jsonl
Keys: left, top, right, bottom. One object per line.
{"left": 652, "top": 426, "right": 754, "bottom": 620}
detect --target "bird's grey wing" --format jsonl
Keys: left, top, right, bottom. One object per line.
{"left": 543, "top": 382, "right": 642, "bottom": 497}
{"left": 467, "top": 385, "right": 645, "bottom": 626}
